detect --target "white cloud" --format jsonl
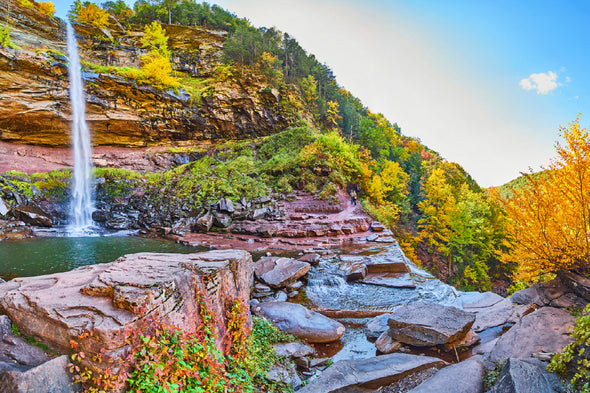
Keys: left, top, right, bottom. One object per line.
{"left": 520, "top": 71, "right": 559, "bottom": 94}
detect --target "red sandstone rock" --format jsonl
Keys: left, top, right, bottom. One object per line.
{"left": 0, "top": 250, "right": 253, "bottom": 376}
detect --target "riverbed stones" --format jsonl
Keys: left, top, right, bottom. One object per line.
{"left": 488, "top": 358, "right": 564, "bottom": 393}
{"left": 298, "top": 353, "right": 447, "bottom": 393}
{"left": 387, "top": 301, "right": 476, "bottom": 347}
{"left": 339, "top": 259, "right": 367, "bottom": 282}
{"left": 252, "top": 301, "right": 345, "bottom": 343}
{"left": 254, "top": 257, "right": 310, "bottom": 288}
{"left": 12, "top": 205, "right": 52, "bottom": 227}
{"left": 485, "top": 307, "right": 575, "bottom": 366}
{"left": 0, "top": 250, "right": 253, "bottom": 375}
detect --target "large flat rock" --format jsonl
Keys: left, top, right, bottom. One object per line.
{"left": 298, "top": 353, "right": 446, "bottom": 393}
{"left": 361, "top": 272, "right": 416, "bottom": 288}
{"left": 387, "top": 301, "right": 476, "bottom": 346}
{"left": 408, "top": 358, "right": 485, "bottom": 393}
{"left": 472, "top": 299, "right": 535, "bottom": 332}
{"left": 0, "top": 250, "right": 253, "bottom": 372}
{"left": 485, "top": 307, "right": 575, "bottom": 366}
{"left": 252, "top": 301, "right": 345, "bottom": 343}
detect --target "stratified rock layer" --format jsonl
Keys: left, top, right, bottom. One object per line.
{"left": 0, "top": 250, "right": 253, "bottom": 372}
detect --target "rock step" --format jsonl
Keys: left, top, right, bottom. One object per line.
{"left": 298, "top": 353, "right": 447, "bottom": 393}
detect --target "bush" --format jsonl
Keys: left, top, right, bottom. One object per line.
{"left": 548, "top": 304, "right": 590, "bottom": 392}
{"left": 0, "top": 25, "right": 17, "bottom": 49}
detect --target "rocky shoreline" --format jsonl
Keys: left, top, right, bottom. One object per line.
{"left": 0, "top": 229, "right": 586, "bottom": 392}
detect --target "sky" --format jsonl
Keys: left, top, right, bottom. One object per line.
{"left": 54, "top": 0, "right": 590, "bottom": 187}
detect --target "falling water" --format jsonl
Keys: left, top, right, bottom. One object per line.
{"left": 66, "top": 22, "right": 95, "bottom": 234}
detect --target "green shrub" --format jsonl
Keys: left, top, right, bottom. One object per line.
{"left": 0, "top": 25, "right": 18, "bottom": 49}
{"left": 548, "top": 304, "right": 590, "bottom": 392}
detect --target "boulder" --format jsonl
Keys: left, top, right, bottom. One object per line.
{"left": 488, "top": 358, "right": 565, "bottom": 393}
{"left": 254, "top": 257, "right": 310, "bottom": 288}
{"left": 0, "top": 250, "right": 253, "bottom": 374}
{"left": 375, "top": 331, "right": 401, "bottom": 354}
{"left": 193, "top": 212, "right": 213, "bottom": 232}
{"left": 252, "top": 302, "right": 345, "bottom": 343}
{"left": 557, "top": 270, "right": 590, "bottom": 302}
{"left": 0, "top": 316, "right": 49, "bottom": 368}
{"left": 0, "top": 355, "right": 79, "bottom": 393}
{"left": 485, "top": 307, "right": 575, "bottom": 366}
{"left": 104, "top": 214, "right": 131, "bottom": 230}
{"left": 216, "top": 198, "right": 234, "bottom": 214}
{"left": 274, "top": 342, "right": 315, "bottom": 358}
{"left": 510, "top": 276, "right": 586, "bottom": 309}
{"left": 387, "top": 302, "right": 476, "bottom": 347}
{"left": 408, "top": 358, "right": 485, "bottom": 393}
{"left": 299, "top": 253, "right": 320, "bottom": 265}
{"left": 298, "top": 353, "right": 447, "bottom": 393}
{"left": 366, "top": 313, "right": 391, "bottom": 341}
{"left": 370, "top": 221, "right": 386, "bottom": 232}
{"left": 339, "top": 260, "right": 367, "bottom": 282}
{"left": 12, "top": 206, "right": 52, "bottom": 227}
{"left": 0, "top": 197, "right": 9, "bottom": 217}
{"left": 212, "top": 212, "right": 231, "bottom": 228}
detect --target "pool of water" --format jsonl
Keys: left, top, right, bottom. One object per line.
{"left": 0, "top": 235, "right": 201, "bottom": 280}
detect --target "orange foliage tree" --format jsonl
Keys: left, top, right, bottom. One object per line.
{"left": 502, "top": 118, "right": 590, "bottom": 280}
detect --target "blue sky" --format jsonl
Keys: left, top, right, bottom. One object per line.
{"left": 55, "top": 0, "right": 590, "bottom": 186}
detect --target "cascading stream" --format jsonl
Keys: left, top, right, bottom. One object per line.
{"left": 66, "top": 22, "right": 95, "bottom": 235}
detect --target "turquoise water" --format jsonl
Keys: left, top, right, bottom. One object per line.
{"left": 0, "top": 236, "right": 200, "bottom": 280}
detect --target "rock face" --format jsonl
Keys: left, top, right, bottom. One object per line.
{"left": 298, "top": 353, "right": 447, "bottom": 393}
{"left": 252, "top": 301, "right": 345, "bottom": 343}
{"left": 387, "top": 302, "right": 476, "bottom": 347}
{"left": 0, "top": 3, "right": 294, "bottom": 148}
{"left": 0, "top": 250, "right": 253, "bottom": 374}
{"left": 408, "top": 358, "right": 485, "bottom": 393}
{"left": 510, "top": 274, "right": 587, "bottom": 309}
{"left": 488, "top": 358, "right": 565, "bottom": 393}
{"left": 12, "top": 206, "right": 52, "bottom": 227}
{"left": 254, "top": 257, "right": 310, "bottom": 288}
{"left": 485, "top": 307, "right": 575, "bottom": 366}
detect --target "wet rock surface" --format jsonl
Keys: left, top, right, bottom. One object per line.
{"left": 252, "top": 301, "right": 345, "bottom": 343}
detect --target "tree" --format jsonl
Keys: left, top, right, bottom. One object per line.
{"left": 71, "top": 1, "right": 109, "bottom": 28}
{"left": 502, "top": 118, "right": 590, "bottom": 279}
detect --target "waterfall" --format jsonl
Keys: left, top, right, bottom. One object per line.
{"left": 66, "top": 22, "right": 95, "bottom": 235}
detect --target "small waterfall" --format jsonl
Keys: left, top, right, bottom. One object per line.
{"left": 66, "top": 22, "right": 95, "bottom": 235}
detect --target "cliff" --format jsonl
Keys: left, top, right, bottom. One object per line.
{"left": 0, "top": 1, "right": 296, "bottom": 147}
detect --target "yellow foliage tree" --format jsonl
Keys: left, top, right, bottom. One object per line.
{"left": 76, "top": 3, "right": 109, "bottom": 29}
{"left": 37, "top": 2, "right": 55, "bottom": 17}
{"left": 326, "top": 100, "right": 341, "bottom": 129}
{"left": 503, "top": 118, "right": 590, "bottom": 279}
{"left": 139, "top": 22, "right": 179, "bottom": 89}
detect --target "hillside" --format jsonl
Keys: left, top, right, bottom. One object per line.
{"left": 0, "top": 0, "right": 513, "bottom": 292}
